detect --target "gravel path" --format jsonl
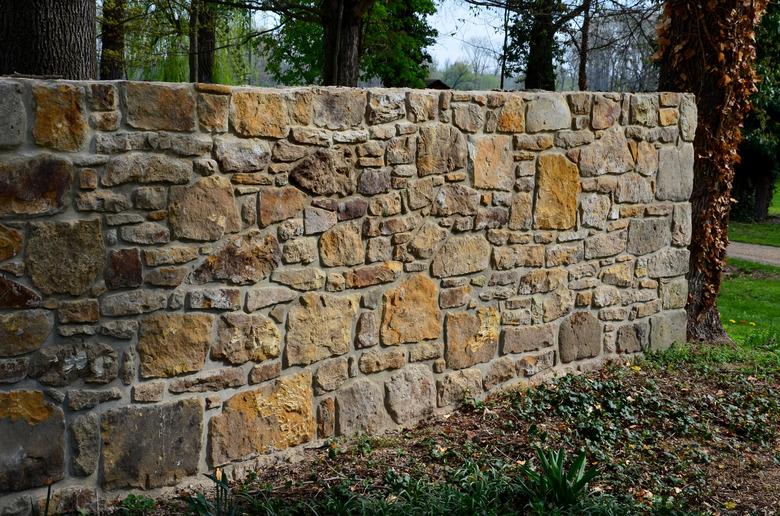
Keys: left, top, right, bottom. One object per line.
{"left": 727, "top": 241, "right": 780, "bottom": 267}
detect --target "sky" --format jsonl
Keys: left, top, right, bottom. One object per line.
{"left": 427, "top": 0, "right": 506, "bottom": 68}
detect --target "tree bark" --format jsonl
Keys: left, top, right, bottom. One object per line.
{"left": 321, "top": 0, "right": 369, "bottom": 86}
{"left": 578, "top": 0, "right": 591, "bottom": 90}
{"left": 753, "top": 171, "right": 773, "bottom": 221}
{"left": 524, "top": 4, "right": 556, "bottom": 89}
{"left": 100, "top": 0, "right": 126, "bottom": 79}
{"left": 658, "top": 0, "right": 767, "bottom": 342}
{"left": 0, "top": 0, "right": 96, "bottom": 79}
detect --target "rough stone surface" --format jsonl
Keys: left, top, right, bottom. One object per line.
{"left": 649, "top": 310, "right": 687, "bottom": 351}
{"left": 0, "top": 391, "right": 65, "bottom": 491}
{"left": 559, "top": 312, "right": 602, "bottom": 363}
{"left": 214, "top": 313, "right": 281, "bottom": 365}
{"left": 432, "top": 234, "right": 491, "bottom": 277}
{"left": 32, "top": 83, "right": 88, "bottom": 151}
{"left": 336, "top": 378, "right": 385, "bottom": 434}
{"left": 471, "top": 135, "right": 514, "bottom": 190}
{"left": 231, "top": 90, "right": 288, "bottom": 137}
{"left": 417, "top": 123, "right": 468, "bottom": 176}
{"left": 579, "top": 126, "right": 634, "bottom": 176}
{"left": 209, "top": 372, "right": 314, "bottom": 465}
{"left": 385, "top": 365, "right": 436, "bottom": 424}
{"left": 289, "top": 149, "right": 354, "bottom": 196}
{"left": 137, "top": 313, "right": 214, "bottom": 378}
{"left": 320, "top": 222, "right": 365, "bottom": 266}
{"left": 0, "top": 155, "right": 72, "bottom": 216}
{"left": 445, "top": 307, "right": 500, "bottom": 369}
{"left": 627, "top": 218, "right": 671, "bottom": 255}
{"left": 192, "top": 231, "right": 281, "bottom": 284}
{"left": 437, "top": 368, "right": 482, "bottom": 406}
{"left": 126, "top": 82, "right": 196, "bottom": 131}
{"left": 71, "top": 413, "right": 99, "bottom": 476}
{"left": 657, "top": 143, "right": 695, "bottom": 201}
{"left": 169, "top": 176, "right": 241, "bottom": 240}
{"left": 502, "top": 324, "right": 556, "bottom": 354}
{"left": 381, "top": 274, "right": 441, "bottom": 345}
{"left": 103, "top": 153, "right": 191, "bottom": 186}
{"left": 286, "top": 293, "right": 358, "bottom": 365}
{"left": 259, "top": 186, "right": 307, "bottom": 227}
{"left": 101, "top": 399, "right": 203, "bottom": 489}
{"left": 0, "top": 82, "right": 25, "bottom": 148}
{"left": 0, "top": 83, "right": 695, "bottom": 497}
{"left": 213, "top": 136, "right": 270, "bottom": 172}
{"left": 525, "top": 95, "right": 571, "bottom": 132}
{"left": 0, "top": 309, "right": 53, "bottom": 356}
{"left": 534, "top": 153, "right": 580, "bottom": 230}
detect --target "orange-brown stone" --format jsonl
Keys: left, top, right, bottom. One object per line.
{"left": 534, "top": 152, "right": 580, "bottom": 230}
{"left": 32, "top": 83, "right": 88, "bottom": 151}
{"left": 209, "top": 372, "right": 315, "bottom": 466}
{"left": 381, "top": 274, "right": 441, "bottom": 345}
{"left": 231, "top": 90, "right": 288, "bottom": 137}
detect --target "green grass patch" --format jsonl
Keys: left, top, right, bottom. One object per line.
{"left": 770, "top": 179, "right": 780, "bottom": 217}
{"left": 728, "top": 221, "right": 780, "bottom": 247}
{"left": 715, "top": 258, "right": 780, "bottom": 373}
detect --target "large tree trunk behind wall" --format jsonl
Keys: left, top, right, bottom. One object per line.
{"left": 657, "top": 0, "right": 767, "bottom": 342}
{"left": 100, "top": 0, "right": 126, "bottom": 79}
{"left": 524, "top": 5, "right": 556, "bottom": 90}
{"left": 321, "top": 0, "right": 367, "bottom": 86}
{"left": 0, "top": 0, "right": 96, "bottom": 79}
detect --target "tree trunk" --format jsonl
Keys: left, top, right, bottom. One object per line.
{"left": 525, "top": 4, "right": 556, "bottom": 90}
{"left": 0, "top": 0, "right": 96, "bottom": 79}
{"left": 658, "top": 0, "right": 767, "bottom": 342}
{"left": 100, "top": 0, "right": 126, "bottom": 79}
{"left": 753, "top": 171, "right": 773, "bottom": 221}
{"left": 321, "top": 0, "right": 368, "bottom": 86}
{"left": 578, "top": 0, "right": 591, "bottom": 90}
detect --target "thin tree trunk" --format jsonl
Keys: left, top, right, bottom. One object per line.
{"left": 754, "top": 172, "right": 773, "bottom": 221}
{"left": 100, "top": 0, "right": 126, "bottom": 79}
{"left": 189, "top": 0, "right": 200, "bottom": 82}
{"left": 322, "top": 0, "right": 368, "bottom": 86}
{"left": 658, "top": 0, "right": 767, "bottom": 342}
{"left": 500, "top": 2, "right": 509, "bottom": 90}
{"left": 578, "top": 0, "right": 591, "bottom": 90}
{"left": 0, "top": 0, "right": 96, "bottom": 79}
{"left": 197, "top": 4, "right": 216, "bottom": 83}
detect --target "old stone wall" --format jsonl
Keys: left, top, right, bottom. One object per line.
{"left": 0, "top": 79, "right": 694, "bottom": 510}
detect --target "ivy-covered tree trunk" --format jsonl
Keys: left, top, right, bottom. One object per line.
{"left": 0, "top": 0, "right": 96, "bottom": 79}
{"left": 524, "top": 4, "right": 556, "bottom": 89}
{"left": 657, "top": 0, "right": 767, "bottom": 342}
{"left": 321, "top": 0, "right": 371, "bottom": 86}
{"left": 100, "top": 0, "right": 126, "bottom": 79}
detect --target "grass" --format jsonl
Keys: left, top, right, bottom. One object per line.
{"left": 719, "top": 258, "right": 780, "bottom": 358}
{"left": 770, "top": 179, "right": 780, "bottom": 217}
{"left": 729, "top": 179, "right": 780, "bottom": 247}
{"left": 728, "top": 221, "right": 780, "bottom": 247}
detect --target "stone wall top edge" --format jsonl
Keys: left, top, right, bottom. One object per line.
{"left": 0, "top": 76, "right": 692, "bottom": 98}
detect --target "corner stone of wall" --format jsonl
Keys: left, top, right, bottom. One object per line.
{"left": 0, "top": 80, "right": 695, "bottom": 510}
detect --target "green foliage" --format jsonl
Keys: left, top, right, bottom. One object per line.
{"left": 117, "top": 494, "right": 156, "bottom": 515}
{"left": 123, "top": 1, "right": 259, "bottom": 85}
{"left": 733, "top": 2, "right": 780, "bottom": 221}
{"left": 185, "top": 471, "right": 242, "bottom": 516}
{"left": 517, "top": 447, "right": 599, "bottom": 512}
{"left": 259, "top": 1, "right": 323, "bottom": 86}
{"left": 261, "top": 0, "right": 436, "bottom": 86}
{"left": 361, "top": 0, "right": 437, "bottom": 87}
